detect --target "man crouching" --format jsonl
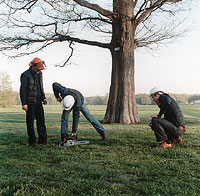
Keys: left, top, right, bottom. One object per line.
{"left": 148, "top": 87, "right": 186, "bottom": 149}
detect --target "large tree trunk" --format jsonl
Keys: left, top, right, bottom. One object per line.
{"left": 103, "top": 0, "right": 140, "bottom": 124}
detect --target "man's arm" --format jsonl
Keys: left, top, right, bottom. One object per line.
{"left": 20, "top": 75, "right": 28, "bottom": 106}
{"left": 20, "top": 74, "right": 29, "bottom": 111}
{"left": 52, "top": 82, "right": 61, "bottom": 98}
{"left": 157, "top": 96, "right": 171, "bottom": 117}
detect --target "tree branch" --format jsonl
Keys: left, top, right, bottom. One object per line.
{"left": 43, "top": 10, "right": 112, "bottom": 25}
{"left": 135, "top": 18, "right": 188, "bottom": 49}
{"left": 135, "top": 0, "right": 182, "bottom": 26}
{"left": 0, "top": 31, "right": 111, "bottom": 58}
{"left": 55, "top": 34, "right": 111, "bottom": 49}
{"left": 55, "top": 41, "right": 74, "bottom": 67}
{"left": 5, "top": 0, "right": 38, "bottom": 14}
{"left": 72, "top": 0, "right": 115, "bottom": 20}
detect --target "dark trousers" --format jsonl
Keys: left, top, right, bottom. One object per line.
{"left": 151, "top": 118, "right": 183, "bottom": 143}
{"left": 26, "top": 103, "right": 47, "bottom": 144}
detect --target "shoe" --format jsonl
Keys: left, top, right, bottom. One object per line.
{"left": 59, "top": 133, "right": 77, "bottom": 146}
{"left": 59, "top": 142, "right": 65, "bottom": 146}
{"left": 29, "top": 143, "right": 36, "bottom": 147}
{"left": 156, "top": 142, "right": 172, "bottom": 149}
{"left": 68, "top": 133, "right": 77, "bottom": 141}
{"left": 101, "top": 134, "right": 107, "bottom": 141}
{"left": 59, "top": 137, "right": 67, "bottom": 146}
{"left": 38, "top": 140, "right": 48, "bottom": 145}
{"left": 38, "top": 141, "right": 48, "bottom": 145}
{"left": 171, "top": 137, "right": 182, "bottom": 146}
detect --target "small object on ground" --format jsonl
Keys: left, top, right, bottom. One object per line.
{"left": 59, "top": 140, "right": 90, "bottom": 146}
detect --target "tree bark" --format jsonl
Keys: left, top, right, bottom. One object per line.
{"left": 103, "top": 0, "right": 140, "bottom": 124}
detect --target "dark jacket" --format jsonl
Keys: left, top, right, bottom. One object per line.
{"left": 20, "top": 67, "right": 45, "bottom": 105}
{"left": 157, "top": 94, "right": 185, "bottom": 127}
{"left": 52, "top": 82, "right": 84, "bottom": 107}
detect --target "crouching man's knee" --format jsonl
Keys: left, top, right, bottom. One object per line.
{"left": 151, "top": 117, "right": 160, "bottom": 125}
{"left": 148, "top": 117, "right": 159, "bottom": 129}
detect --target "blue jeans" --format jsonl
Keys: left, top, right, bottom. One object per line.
{"left": 60, "top": 103, "right": 106, "bottom": 139}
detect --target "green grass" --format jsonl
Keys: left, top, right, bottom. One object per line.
{"left": 0, "top": 105, "right": 200, "bottom": 196}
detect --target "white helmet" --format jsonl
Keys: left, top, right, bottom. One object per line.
{"left": 62, "top": 95, "right": 75, "bottom": 110}
{"left": 150, "top": 87, "right": 160, "bottom": 95}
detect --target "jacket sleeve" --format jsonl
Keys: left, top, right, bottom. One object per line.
{"left": 52, "top": 82, "right": 68, "bottom": 98}
{"left": 52, "top": 83, "right": 60, "bottom": 98}
{"left": 39, "top": 72, "right": 46, "bottom": 100}
{"left": 157, "top": 96, "right": 171, "bottom": 117}
{"left": 20, "top": 74, "right": 29, "bottom": 105}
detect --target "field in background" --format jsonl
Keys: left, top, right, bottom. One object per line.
{"left": 0, "top": 105, "right": 200, "bottom": 196}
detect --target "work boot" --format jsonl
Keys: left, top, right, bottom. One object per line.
{"left": 156, "top": 141, "right": 172, "bottom": 149}
{"left": 29, "top": 143, "right": 36, "bottom": 147}
{"left": 68, "top": 132, "right": 77, "bottom": 141}
{"left": 171, "top": 137, "right": 182, "bottom": 146}
{"left": 38, "top": 141, "right": 48, "bottom": 145}
{"left": 59, "top": 137, "right": 67, "bottom": 146}
{"left": 100, "top": 133, "right": 107, "bottom": 141}
{"left": 38, "top": 139, "right": 48, "bottom": 145}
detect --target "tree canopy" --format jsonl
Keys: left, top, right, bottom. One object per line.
{"left": 0, "top": 0, "right": 192, "bottom": 61}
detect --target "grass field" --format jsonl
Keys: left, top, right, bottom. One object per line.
{"left": 0, "top": 105, "right": 200, "bottom": 196}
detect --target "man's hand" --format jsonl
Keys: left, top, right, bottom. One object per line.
{"left": 151, "top": 115, "right": 158, "bottom": 118}
{"left": 43, "top": 99, "right": 47, "bottom": 105}
{"left": 57, "top": 98, "right": 62, "bottom": 103}
{"left": 148, "top": 122, "right": 152, "bottom": 127}
{"left": 178, "top": 125, "right": 186, "bottom": 132}
{"left": 22, "top": 105, "right": 28, "bottom": 111}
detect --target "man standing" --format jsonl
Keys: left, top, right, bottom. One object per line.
{"left": 52, "top": 82, "right": 107, "bottom": 146}
{"left": 148, "top": 87, "right": 186, "bottom": 149}
{"left": 20, "top": 57, "right": 47, "bottom": 147}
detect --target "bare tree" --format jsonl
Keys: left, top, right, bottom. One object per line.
{"left": 0, "top": 72, "right": 14, "bottom": 107}
{"left": 0, "top": 0, "right": 193, "bottom": 124}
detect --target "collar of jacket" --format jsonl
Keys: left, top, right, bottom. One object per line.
{"left": 29, "top": 67, "right": 41, "bottom": 75}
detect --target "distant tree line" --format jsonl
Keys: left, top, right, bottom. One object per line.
{"left": 2, "top": 91, "right": 200, "bottom": 108}
{"left": 136, "top": 94, "right": 199, "bottom": 105}
{"left": 0, "top": 92, "right": 109, "bottom": 107}
{"left": 1, "top": 72, "right": 200, "bottom": 108}
{"left": 0, "top": 72, "right": 15, "bottom": 108}
{"left": 85, "top": 94, "right": 109, "bottom": 105}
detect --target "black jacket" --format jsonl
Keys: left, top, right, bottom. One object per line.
{"left": 157, "top": 94, "right": 185, "bottom": 127}
{"left": 52, "top": 82, "right": 84, "bottom": 107}
{"left": 20, "top": 67, "right": 45, "bottom": 105}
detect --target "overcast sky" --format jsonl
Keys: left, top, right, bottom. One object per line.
{"left": 0, "top": 1, "right": 200, "bottom": 97}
